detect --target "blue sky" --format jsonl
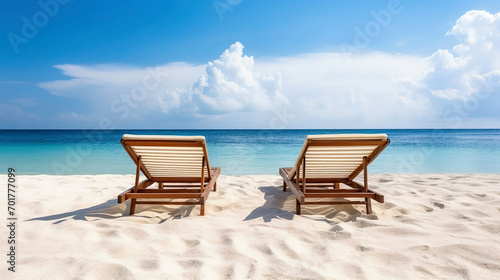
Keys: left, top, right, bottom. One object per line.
{"left": 1, "top": 0, "right": 500, "bottom": 129}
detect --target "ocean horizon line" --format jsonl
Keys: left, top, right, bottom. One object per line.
{"left": 1, "top": 129, "right": 499, "bottom": 175}
{"left": 1, "top": 128, "right": 500, "bottom": 131}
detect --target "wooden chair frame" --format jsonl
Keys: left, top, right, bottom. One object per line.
{"left": 280, "top": 136, "right": 390, "bottom": 214}
{"left": 117, "top": 135, "right": 221, "bottom": 216}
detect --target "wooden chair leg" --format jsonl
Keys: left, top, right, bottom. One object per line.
{"left": 214, "top": 182, "right": 217, "bottom": 192}
{"left": 200, "top": 204, "right": 205, "bottom": 216}
{"left": 283, "top": 180, "right": 286, "bottom": 192}
{"left": 130, "top": 199, "right": 137, "bottom": 215}
{"left": 365, "top": 198, "right": 372, "bottom": 214}
{"left": 158, "top": 182, "right": 164, "bottom": 189}
{"left": 296, "top": 199, "right": 301, "bottom": 215}
{"left": 334, "top": 182, "right": 340, "bottom": 190}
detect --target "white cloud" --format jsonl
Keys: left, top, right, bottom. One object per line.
{"left": 39, "top": 77, "right": 104, "bottom": 97}
{"left": 158, "top": 89, "right": 184, "bottom": 114}
{"left": 414, "top": 10, "right": 500, "bottom": 127}
{"left": 36, "top": 11, "right": 500, "bottom": 129}
{"left": 39, "top": 63, "right": 205, "bottom": 99}
{"left": 447, "top": 10, "right": 499, "bottom": 46}
{"left": 421, "top": 10, "right": 500, "bottom": 99}
{"left": 38, "top": 62, "right": 205, "bottom": 126}
{"left": 256, "top": 52, "right": 432, "bottom": 128}
{"left": 159, "top": 42, "right": 289, "bottom": 115}
{"left": 37, "top": 44, "right": 431, "bottom": 128}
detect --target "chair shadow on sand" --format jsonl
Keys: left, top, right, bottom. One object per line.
{"left": 26, "top": 199, "right": 205, "bottom": 224}
{"left": 244, "top": 185, "right": 372, "bottom": 223}
{"left": 244, "top": 186, "right": 295, "bottom": 222}
{"left": 27, "top": 199, "right": 128, "bottom": 224}
{"left": 28, "top": 185, "right": 373, "bottom": 224}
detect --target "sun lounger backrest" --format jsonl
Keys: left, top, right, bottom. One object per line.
{"left": 121, "top": 134, "right": 211, "bottom": 181}
{"left": 289, "top": 134, "right": 389, "bottom": 180}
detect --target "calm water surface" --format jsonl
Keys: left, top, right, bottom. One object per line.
{"left": 1, "top": 129, "right": 499, "bottom": 175}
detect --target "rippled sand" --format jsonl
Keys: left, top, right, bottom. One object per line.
{"left": 5, "top": 174, "right": 500, "bottom": 279}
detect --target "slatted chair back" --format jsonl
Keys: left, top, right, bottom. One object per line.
{"left": 289, "top": 134, "right": 389, "bottom": 182}
{"left": 121, "top": 135, "right": 212, "bottom": 183}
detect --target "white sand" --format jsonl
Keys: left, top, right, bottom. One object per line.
{"left": 2, "top": 174, "right": 500, "bottom": 279}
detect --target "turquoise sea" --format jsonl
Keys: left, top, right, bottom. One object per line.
{"left": 0, "top": 129, "right": 499, "bottom": 175}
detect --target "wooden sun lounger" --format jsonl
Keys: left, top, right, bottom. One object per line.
{"left": 279, "top": 134, "right": 390, "bottom": 215}
{"left": 118, "top": 134, "right": 221, "bottom": 216}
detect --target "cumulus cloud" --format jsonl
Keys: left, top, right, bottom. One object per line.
{"left": 38, "top": 42, "right": 288, "bottom": 126}
{"left": 412, "top": 10, "right": 500, "bottom": 127}
{"left": 159, "top": 42, "right": 288, "bottom": 115}
{"left": 158, "top": 90, "right": 183, "bottom": 113}
{"left": 37, "top": 43, "right": 431, "bottom": 128}
{"left": 422, "top": 10, "right": 500, "bottom": 100}
{"left": 35, "top": 11, "right": 500, "bottom": 129}
{"left": 256, "top": 52, "right": 431, "bottom": 128}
